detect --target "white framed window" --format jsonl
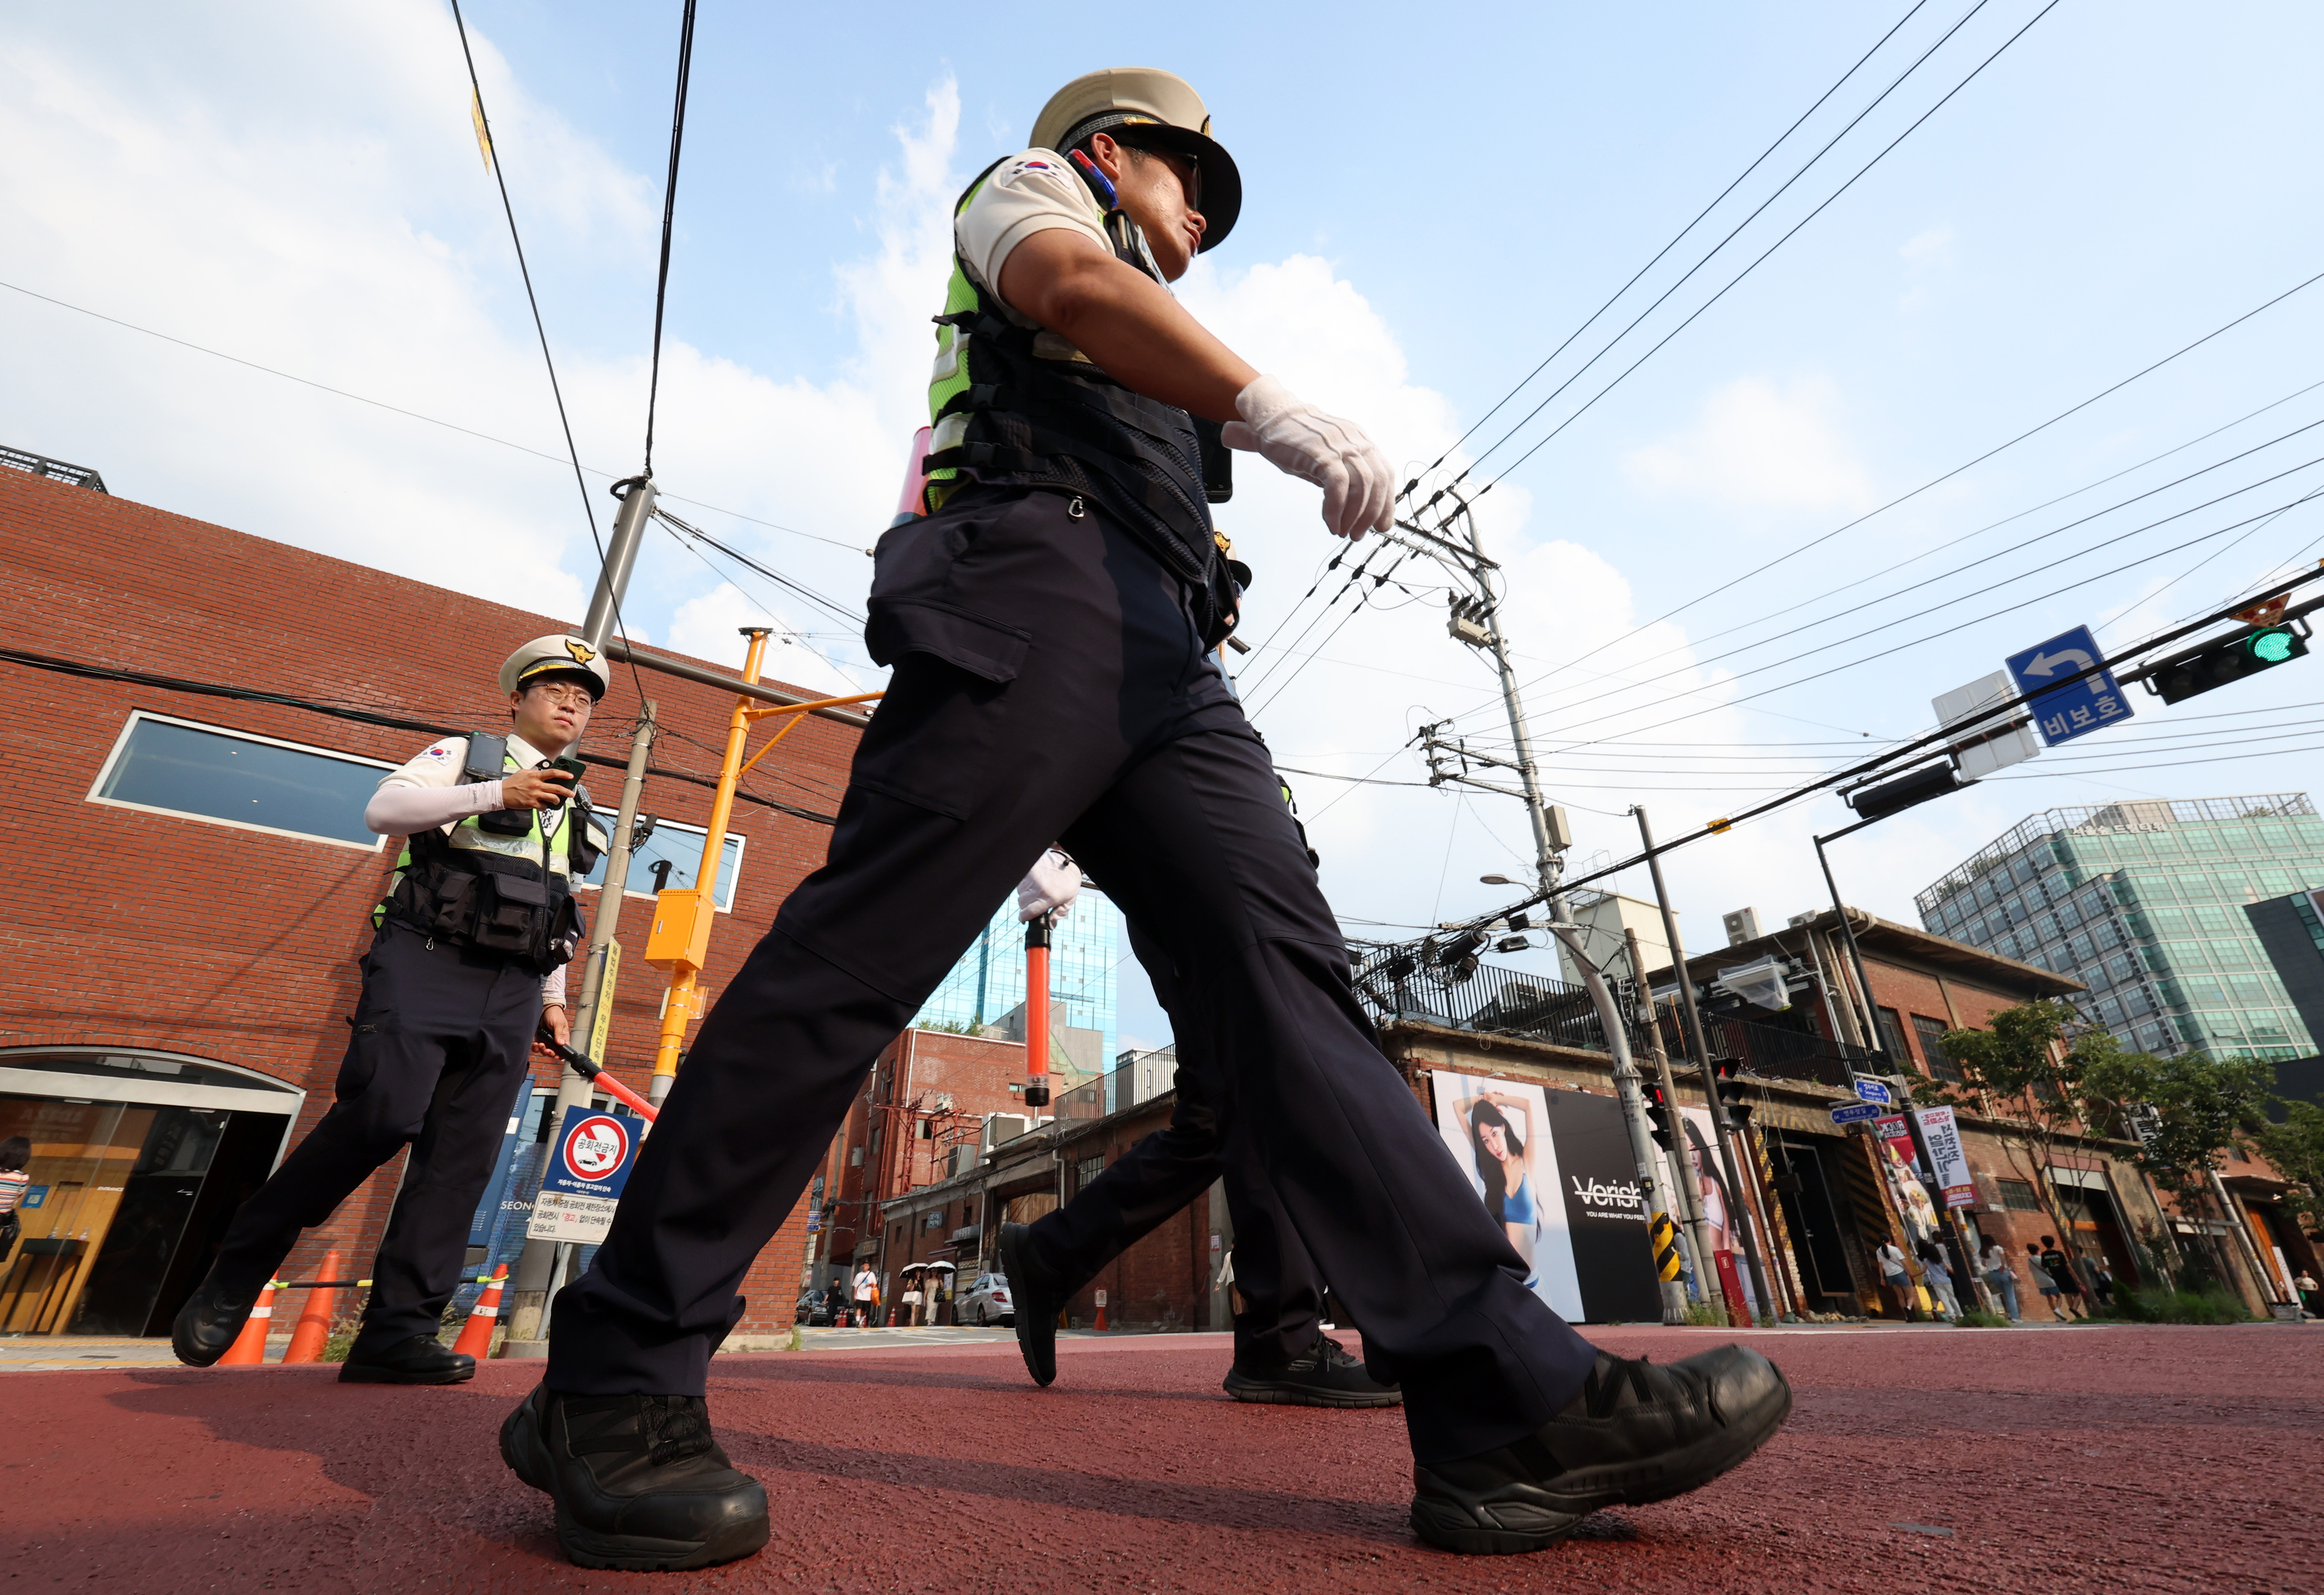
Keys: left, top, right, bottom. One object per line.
{"left": 574, "top": 816, "right": 747, "bottom": 912}
{"left": 88, "top": 711, "right": 393, "bottom": 851}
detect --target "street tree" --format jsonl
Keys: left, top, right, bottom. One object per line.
{"left": 1919, "top": 999, "right": 2095, "bottom": 1256}
{"left": 2253, "top": 1100, "right": 2324, "bottom": 1242}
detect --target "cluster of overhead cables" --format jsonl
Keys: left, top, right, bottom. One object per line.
{"left": 1237, "top": 0, "right": 2065, "bottom": 729}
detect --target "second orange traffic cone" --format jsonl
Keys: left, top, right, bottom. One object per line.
{"left": 216, "top": 1281, "right": 278, "bottom": 1365}
{"left": 280, "top": 1249, "right": 341, "bottom": 1364}
{"left": 452, "top": 1264, "right": 508, "bottom": 1359}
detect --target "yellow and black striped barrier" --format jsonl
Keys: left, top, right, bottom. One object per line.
{"left": 1650, "top": 1213, "right": 1683, "bottom": 1282}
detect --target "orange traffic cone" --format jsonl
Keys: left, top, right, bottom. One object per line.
{"left": 452, "top": 1264, "right": 508, "bottom": 1359}
{"left": 281, "top": 1249, "right": 341, "bottom": 1364}
{"left": 216, "top": 1281, "right": 278, "bottom": 1365}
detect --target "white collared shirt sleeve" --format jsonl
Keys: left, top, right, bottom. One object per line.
{"left": 955, "top": 150, "right": 1110, "bottom": 311}
{"left": 364, "top": 736, "right": 505, "bottom": 836}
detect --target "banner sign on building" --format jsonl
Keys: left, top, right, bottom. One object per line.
{"left": 525, "top": 1105, "right": 645, "bottom": 1245}
{"left": 1911, "top": 1105, "right": 1978, "bottom": 1209}
{"left": 1428, "top": 1076, "right": 1661, "bottom": 1324}
{"left": 1873, "top": 1114, "right": 1941, "bottom": 1238}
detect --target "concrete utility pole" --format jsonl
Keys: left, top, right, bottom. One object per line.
{"left": 1633, "top": 804, "right": 1778, "bottom": 1322}
{"left": 1629, "top": 927, "right": 1714, "bottom": 1305}
{"left": 503, "top": 702, "right": 659, "bottom": 1350}
{"left": 580, "top": 478, "right": 657, "bottom": 657}
{"left": 1401, "top": 496, "right": 1685, "bottom": 1324}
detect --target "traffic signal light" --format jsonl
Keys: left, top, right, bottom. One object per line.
{"left": 1708, "top": 1056, "right": 1753, "bottom": 1128}
{"left": 1645, "top": 1081, "right": 1676, "bottom": 1151}
{"left": 1843, "top": 760, "right": 1966, "bottom": 822}
{"left": 2149, "top": 624, "right": 2309, "bottom": 705}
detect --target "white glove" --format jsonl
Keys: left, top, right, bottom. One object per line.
{"left": 1016, "top": 847, "right": 1082, "bottom": 923}
{"left": 1220, "top": 375, "right": 1397, "bottom": 541}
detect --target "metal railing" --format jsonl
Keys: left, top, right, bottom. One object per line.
{"left": 1353, "top": 945, "right": 1877, "bottom": 1091}
{"left": 2, "top": 445, "right": 107, "bottom": 494}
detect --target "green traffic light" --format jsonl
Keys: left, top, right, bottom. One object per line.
{"left": 2249, "top": 628, "right": 2297, "bottom": 664}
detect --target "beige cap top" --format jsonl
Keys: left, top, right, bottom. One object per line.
{"left": 1028, "top": 67, "right": 1242, "bottom": 249}
{"left": 499, "top": 634, "right": 611, "bottom": 700}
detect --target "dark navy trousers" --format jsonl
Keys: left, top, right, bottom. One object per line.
{"left": 214, "top": 920, "right": 539, "bottom": 1355}
{"left": 547, "top": 486, "right": 1597, "bottom": 1461}
{"left": 1019, "top": 916, "right": 1324, "bottom": 1371}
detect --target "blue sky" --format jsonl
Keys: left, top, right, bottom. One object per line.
{"left": 8, "top": 2, "right": 2324, "bottom": 1049}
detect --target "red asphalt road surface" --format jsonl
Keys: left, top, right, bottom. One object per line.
{"left": 5, "top": 1324, "right": 2317, "bottom": 1592}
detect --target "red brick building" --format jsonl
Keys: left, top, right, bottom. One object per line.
{"left": 0, "top": 464, "right": 859, "bottom": 1341}
{"left": 809, "top": 1027, "right": 1033, "bottom": 1288}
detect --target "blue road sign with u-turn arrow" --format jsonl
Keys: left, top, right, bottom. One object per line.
{"left": 2006, "top": 624, "right": 2133, "bottom": 747}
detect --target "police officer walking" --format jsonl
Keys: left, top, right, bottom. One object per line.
{"left": 173, "top": 636, "right": 609, "bottom": 1384}
{"left": 502, "top": 70, "right": 1789, "bottom": 1571}
{"left": 1002, "top": 851, "right": 1397, "bottom": 1408}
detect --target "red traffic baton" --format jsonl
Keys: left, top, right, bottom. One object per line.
{"left": 535, "top": 1024, "right": 658, "bottom": 1121}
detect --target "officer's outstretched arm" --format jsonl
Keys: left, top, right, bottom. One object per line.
{"left": 999, "top": 230, "right": 1396, "bottom": 540}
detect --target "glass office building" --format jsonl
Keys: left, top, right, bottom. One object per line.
{"left": 1916, "top": 795, "right": 2324, "bottom": 1064}
{"left": 913, "top": 889, "right": 1120, "bottom": 1089}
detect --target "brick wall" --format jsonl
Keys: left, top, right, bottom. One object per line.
{"left": 0, "top": 468, "right": 860, "bottom": 1336}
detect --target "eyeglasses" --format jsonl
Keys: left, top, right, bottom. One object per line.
{"left": 527, "top": 684, "right": 598, "bottom": 710}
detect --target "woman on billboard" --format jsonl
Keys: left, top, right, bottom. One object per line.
{"left": 1454, "top": 1092, "right": 1544, "bottom": 1279}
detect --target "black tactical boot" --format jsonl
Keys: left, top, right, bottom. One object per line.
{"left": 1000, "top": 1222, "right": 1067, "bottom": 1387}
{"left": 1410, "top": 1345, "right": 1791, "bottom": 1554}
{"left": 170, "top": 1260, "right": 275, "bottom": 1367}
{"left": 501, "top": 1385, "right": 770, "bottom": 1572}
{"left": 338, "top": 1333, "right": 474, "bottom": 1385}
{"left": 1223, "top": 1332, "right": 1403, "bottom": 1408}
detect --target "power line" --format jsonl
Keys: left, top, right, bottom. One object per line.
{"left": 1539, "top": 487, "right": 2324, "bottom": 748}
{"left": 640, "top": 0, "right": 698, "bottom": 478}
{"left": 1401, "top": 0, "right": 1936, "bottom": 497}
{"left": 1480, "top": 265, "right": 2324, "bottom": 714}
{"left": 1527, "top": 443, "right": 2324, "bottom": 724}
{"left": 1446, "top": 0, "right": 2000, "bottom": 499}
{"left": 1471, "top": 0, "right": 2063, "bottom": 499}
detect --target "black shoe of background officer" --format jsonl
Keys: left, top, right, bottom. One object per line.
{"left": 1001, "top": 1221, "right": 1067, "bottom": 1386}
{"left": 339, "top": 1334, "right": 474, "bottom": 1385}
{"left": 1224, "top": 1331, "right": 1401, "bottom": 1408}
{"left": 1410, "top": 1345, "right": 1792, "bottom": 1555}
{"left": 502, "top": 1386, "right": 769, "bottom": 1572}
{"left": 171, "top": 1265, "right": 272, "bottom": 1367}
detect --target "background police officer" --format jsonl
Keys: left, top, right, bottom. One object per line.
{"left": 1002, "top": 851, "right": 1398, "bottom": 1409}
{"left": 503, "top": 70, "right": 1787, "bottom": 1572}
{"left": 173, "top": 635, "right": 609, "bottom": 1383}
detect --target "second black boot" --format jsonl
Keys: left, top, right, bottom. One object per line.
{"left": 1222, "top": 1333, "right": 1403, "bottom": 1408}
{"left": 1410, "top": 1344, "right": 1791, "bottom": 1555}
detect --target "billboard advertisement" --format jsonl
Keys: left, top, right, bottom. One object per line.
{"left": 1429, "top": 1076, "right": 1661, "bottom": 1324}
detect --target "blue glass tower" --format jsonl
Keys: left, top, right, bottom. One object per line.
{"left": 913, "top": 888, "right": 1120, "bottom": 1088}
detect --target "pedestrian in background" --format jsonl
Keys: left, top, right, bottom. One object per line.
{"left": 901, "top": 1281, "right": 923, "bottom": 1327}
{"left": 1978, "top": 1234, "right": 2021, "bottom": 1322}
{"left": 2027, "top": 1242, "right": 2068, "bottom": 1321}
{"left": 1915, "top": 1238, "right": 1962, "bottom": 1320}
{"left": 0, "top": 1135, "right": 31, "bottom": 1268}
{"left": 2039, "top": 1236, "right": 2086, "bottom": 1321}
{"left": 1875, "top": 1238, "right": 1917, "bottom": 1320}
{"left": 852, "top": 1264, "right": 878, "bottom": 1329}
{"left": 2086, "top": 1255, "right": 2116, "bottom": 1310}
{"left": 2294, "top": 1270, "right": 2319, "bottom": 1318}
{"left": 823, "top": 1278, "right": 847, "bottom": 1327}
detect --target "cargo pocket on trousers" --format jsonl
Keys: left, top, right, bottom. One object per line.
{"left": 849, "top": 603, "right": 1029, "bottom": 820}
{"left": 335, "top": 1020, "right": 386, "bottom": 1103}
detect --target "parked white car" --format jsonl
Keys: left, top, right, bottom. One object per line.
{"left": 958, "top": 1271, "right": 1014, "bottom": 1327}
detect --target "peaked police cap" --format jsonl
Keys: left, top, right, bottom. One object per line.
{"left": 1029, "top": 67, "right": 1242, "bottom": 250}
{"left": 500, "top": 634, "right": 611, "bottom": 700}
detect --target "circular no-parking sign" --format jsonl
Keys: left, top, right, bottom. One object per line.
{"left": 562, "top": 1113, "right": 632, "bottom": 1183}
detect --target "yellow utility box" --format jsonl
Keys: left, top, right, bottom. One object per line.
{"left": 644, "top": 887, "right": 715, "bottom": 973}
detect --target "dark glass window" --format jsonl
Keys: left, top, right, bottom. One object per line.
{"left": 1997, "top": 1178, "right": 2043, "bottom": 1213}
{"left": 1910, "top": 1015, "right": 1963, "bottom": 1083}
{"left": 575, "top": 819, "right": 745, "bottom": 909}
{"left": 93, "top": 714, "right": 385, "bottom": 847}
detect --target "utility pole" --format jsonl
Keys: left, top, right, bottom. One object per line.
{"left": 1397, "top": 494, "right": 1685, "bottom": 1324}
{"left": 503, "top": 702, "right": 659, "bottom": 1350}
{"left": 1633, "top": 804, "right": 1777, "bottom": 1322}
{"left": 1629, "top": 927, "right": 1713, "bottom": 1305}
{"left": 580, "top": 478, "right": 657, "bottom": 656}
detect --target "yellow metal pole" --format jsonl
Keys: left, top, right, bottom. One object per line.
{"left": 646, "top": 628, "right": 770, "bottom": 1103}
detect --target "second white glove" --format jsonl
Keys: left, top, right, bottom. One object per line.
{"left": 1016, "top": 847, "right": 1082, "bottom": 923}
{"left": 1220, "top": 375, "right": 1397, "bottom": 541}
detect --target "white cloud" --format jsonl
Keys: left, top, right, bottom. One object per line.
{"left": 1900, "top": 225, "right": 1957, "bottom": 266}
{"left": 664, "top": 581, "right": 863, "bottom": 698}
{"left": 1622, "top": 375, "right": 1875, "bottom": 514}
